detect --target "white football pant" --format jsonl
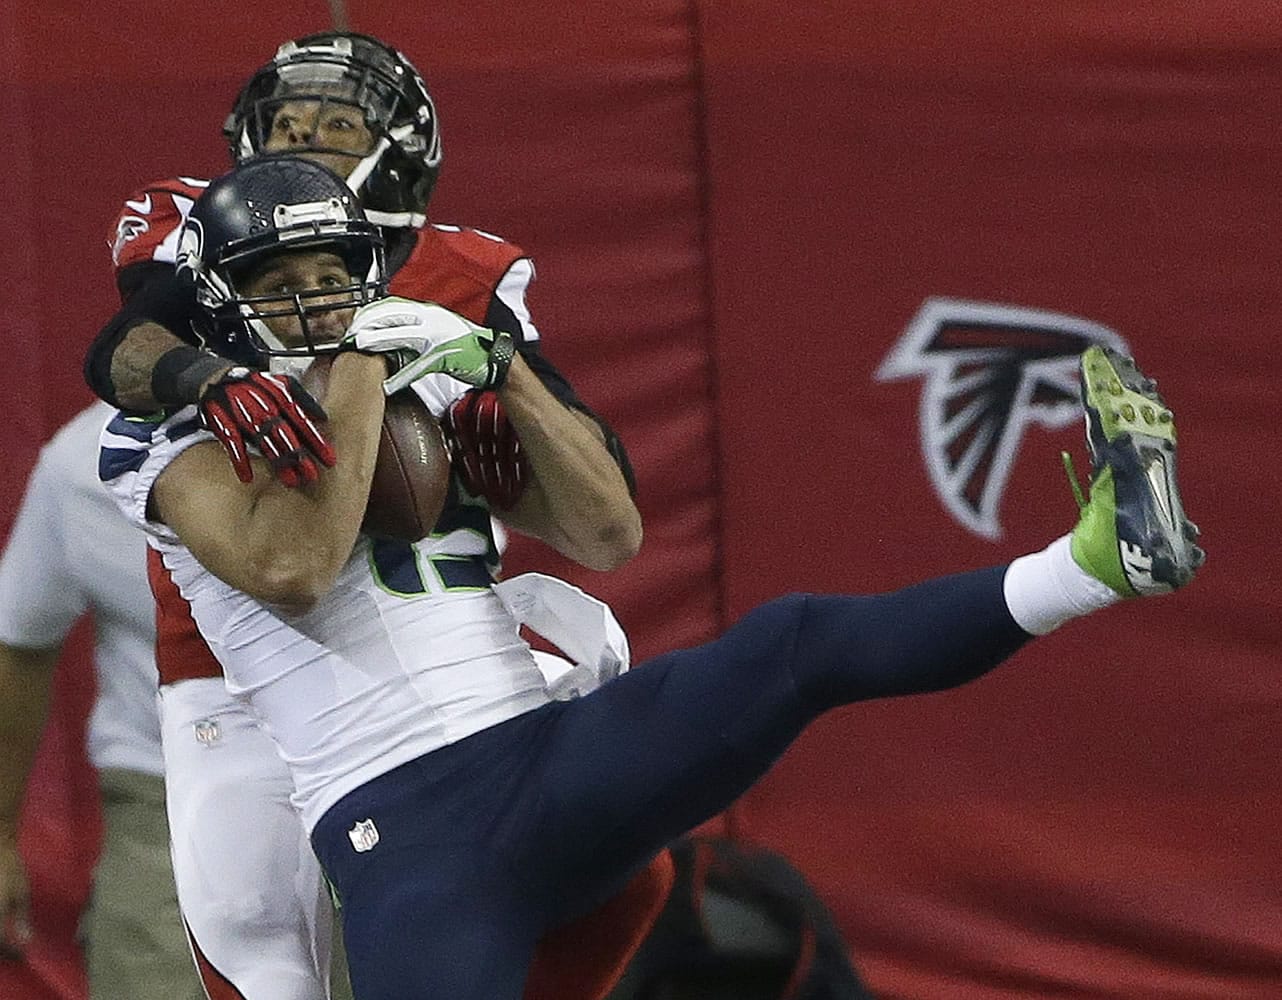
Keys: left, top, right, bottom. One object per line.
{"left": 160, "top": 678, "right": 333, "bottom": 1000}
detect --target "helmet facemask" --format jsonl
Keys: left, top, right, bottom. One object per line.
{"left": 181, "top": 189, "right": 388, "bottom": 372}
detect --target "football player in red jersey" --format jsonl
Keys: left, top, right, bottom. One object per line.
{"left": 84, "top": 32, "right": 671, "bottom": 1000}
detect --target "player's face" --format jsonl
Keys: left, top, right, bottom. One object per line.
{"left": 238, "top": 250, "right": 358, "bottom": 349}
{"left": 263, "top": 97, "right": 376, "bottom": 178}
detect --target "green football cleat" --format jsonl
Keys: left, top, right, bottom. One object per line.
{"left": 1066, "top": 346, "right": 1204, "bottom": 597}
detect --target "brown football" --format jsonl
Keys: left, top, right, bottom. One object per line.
{"left": 300, "top": 356, "right": 451, "bottom": 541}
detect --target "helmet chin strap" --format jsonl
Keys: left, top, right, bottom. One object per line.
{"left": 344, "top": 131, "right": 397, "bottom": 197}
{"left": 197, "top": 268, "right": 237, "bottom": 311}
{"left": 364, "top": 206, "right": 426, "bottom": 230}
{"left": 243, "top": 310, "right": 293, "bottom": 357}
{"left": 344, "top": 124, "right": 427, "bottom": 230}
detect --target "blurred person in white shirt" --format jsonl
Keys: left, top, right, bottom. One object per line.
{"left": 0, "top": 401, "right": 205, "bottom": 1000}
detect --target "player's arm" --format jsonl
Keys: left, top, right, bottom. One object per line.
{"left": 86, "top": 256, "right": 335, "bottom": 487}
{"left": 344, "top": 298, "right": 641, "bottom": 570}
{"left": 490, "top": 354, "right": 641, "bottom": 571}
{"left": 104, "top": 321, "right": 233, "bottom": 412}
{"left": 472, "top": 260, "right": 640, "bottom": 568}
{"left": 83, "top": 256, "right": 226, "bottom": 411}
{"left": 151, "top": 352, "right": 387, "bottom": 611}
{"left": 0, "top": 642, "right": 54, "bottom": 959}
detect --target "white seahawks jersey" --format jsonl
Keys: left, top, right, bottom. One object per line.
{"left": 101, "top": 405, "right": 553, "bottom": 830}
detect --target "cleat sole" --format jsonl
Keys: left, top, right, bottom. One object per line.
{"left": 1073, "top": 346, "right": 1202, "bottom": 596}
{"left": 1081, "top": 348, "right": 1176, "bottom": 448}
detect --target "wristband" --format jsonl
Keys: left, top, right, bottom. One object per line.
{"left": 152, "top": 345, "right": 231, "bottom": 406}
{"left": 489, "top": 331, "right": 516, "bottom": 389}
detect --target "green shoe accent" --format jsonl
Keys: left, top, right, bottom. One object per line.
{"left": 1069, "top": 465, "right": 1135, "bottom": 596}
{"left": 1060, "top": 451, "right": 1087, "bottom": 512}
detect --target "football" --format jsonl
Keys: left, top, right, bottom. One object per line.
{"left": 300, "top": 356, "right": 451, "bottom": 541}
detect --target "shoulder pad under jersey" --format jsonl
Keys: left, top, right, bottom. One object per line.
{"left": 108, "top": 177, "right": 210, "bottom": 273}
{"left": 391, "top": 224, "right": 528, "bottom": 324}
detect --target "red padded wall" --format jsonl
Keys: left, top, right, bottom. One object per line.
{"left": 4, "top": 1, "right": 1281, "bottom": 998}
{"left": 700, "top": 3, "right": 1282, "bottom": 997}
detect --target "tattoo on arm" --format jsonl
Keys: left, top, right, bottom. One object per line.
{"left": 109, "top": 323, "right": 199, "bottom": 410}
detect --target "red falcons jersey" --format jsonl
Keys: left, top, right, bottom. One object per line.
{"left": 108, "top": 177, "right": 532, "bottom": 332}
{"left": 107, "top": 178, "right": 536, "bottom": 684}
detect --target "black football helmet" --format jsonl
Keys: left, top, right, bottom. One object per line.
{"left": 224, "top": 32, "right": 441, "bottom": 229}
{"left": 176, "top": 157, "right": 387, "bottom": 369}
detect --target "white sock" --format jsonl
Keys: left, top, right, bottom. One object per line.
{"left": 1002, "top": 535, "right": 1121, "bottom": 636}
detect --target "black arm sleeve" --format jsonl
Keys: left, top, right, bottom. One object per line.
{"left": 83, "top": 262, "right": 200, "bottom": 408}
{"left": 484, "top": 292, "right": 637, "bottom": 496}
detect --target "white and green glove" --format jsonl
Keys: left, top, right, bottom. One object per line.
{"left": 342, "top": 296, "right": 515, "bottom": 396}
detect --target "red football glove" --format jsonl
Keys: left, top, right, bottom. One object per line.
{"left": 198, "top": 367, "right": 336, "bottom": 488}
{"left": 442, "top": 390, "right": 529, "bottom": 509}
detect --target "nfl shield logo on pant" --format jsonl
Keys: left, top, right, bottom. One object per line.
{"left": 348, "top": 818, "right": 380, "bottom": 853}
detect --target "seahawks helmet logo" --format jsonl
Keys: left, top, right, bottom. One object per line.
{"left": 877, "top": 298, "right": 1127, "bottom": 539}
{"left": 174, "top": 217, "right": 230, "bottom": 311}
{"left": 174, "top": 217, "right": 204, "bottom": 282}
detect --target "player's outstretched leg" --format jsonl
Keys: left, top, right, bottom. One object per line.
{"left": 524, "top": 346, "right": 1207, "bottom": 923}
{"left": 1068, "top": 345, "right": 1205, "bottom": 596}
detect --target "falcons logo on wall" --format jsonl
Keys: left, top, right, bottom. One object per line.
{"left": 877, "top": 298, "right": 1127, "bottom": 539}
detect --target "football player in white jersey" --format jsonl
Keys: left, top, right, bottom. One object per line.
{"left": 104, "top": 155, "right": 1203, "bottom": 1000}
{"left": 85, "top": 32, "right": 673, "bottom": 1000}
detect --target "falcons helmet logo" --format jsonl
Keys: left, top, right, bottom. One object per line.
{"left": 877, "top": 298, "right": 1128, "bottom": 539}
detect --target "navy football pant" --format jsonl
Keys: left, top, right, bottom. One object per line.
{"left": 311, "top": 565, "right": 1029, "bottom": 1000}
